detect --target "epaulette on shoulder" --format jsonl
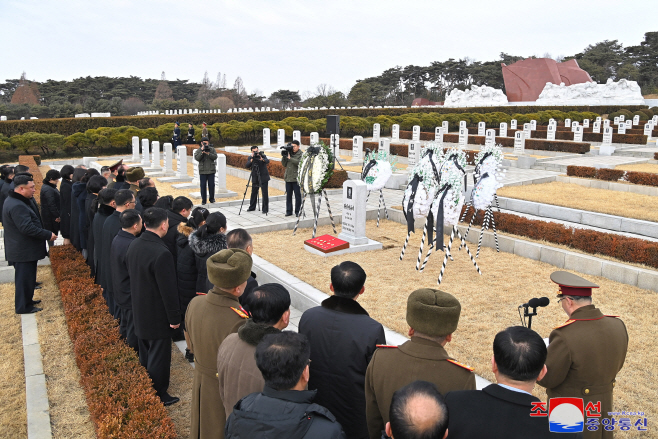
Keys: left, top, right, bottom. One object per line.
{"left": 230, "top": 306, "right": 249, "bottom": 319}
{"left": 376, "top": 344, "right": 398, "bottom": 349}
{"left": 554, "top": 319, "right": 576, "bottom": 329}
{"left": 446, "top": 359, "right": 474, "bottom": 372}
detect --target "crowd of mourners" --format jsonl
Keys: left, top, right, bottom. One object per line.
{"left": 0, "top": 159, "right": 628, "bottom": 439}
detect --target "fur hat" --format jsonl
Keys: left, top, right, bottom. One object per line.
{"left": 125, "top": 167, "right": 145, "bottom": 183}
{"left": 406, "top": 289, "right": 461, "bottom": 337}
{"left": 207, "top": 248, "right": 253, "bottom": 289}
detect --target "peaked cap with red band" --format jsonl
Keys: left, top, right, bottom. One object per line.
{"left": 550, "top": 271, "right": 599, "bottom": 297}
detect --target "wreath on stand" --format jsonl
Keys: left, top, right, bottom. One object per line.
{"left": 362, "top": 149, "right": 398, "bottom": 226}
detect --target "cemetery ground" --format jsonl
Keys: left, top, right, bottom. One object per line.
{"left": 497, "top": 181, "right": 658, "bottom": 222}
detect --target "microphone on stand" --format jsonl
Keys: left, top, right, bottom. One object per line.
{"left": 518, "top": 297, "right": 549, "bottom": 329}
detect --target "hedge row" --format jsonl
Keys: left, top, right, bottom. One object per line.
{"left": 461, "top": 206, "right": 658, "bottom": 269}
{"left": 1, "top": 106, "right": 647, "bottom": 138}
{"left": 398, "top": 130, "right": 591, "bottom": 154}
{"left": 18, "top": 155, "right": 43, "bottom": 205}
{"left": 219, "top": 149, "right": 349, "bottom": 189}
{"left": 49, "top": 246, "right": 177, "bottom": 438}
{"left": 567, "top": 165, "right": 658, "bottom": 187}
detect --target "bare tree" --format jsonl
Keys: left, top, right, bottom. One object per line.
{"left": 215, "top": 72, "right": 227, "bottom": 89}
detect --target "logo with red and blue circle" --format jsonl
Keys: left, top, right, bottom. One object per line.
{"left": 549, "top": 398, "right": 585, "bottom": 432}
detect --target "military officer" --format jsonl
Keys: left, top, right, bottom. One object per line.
{"left": 365, "top": 288, "right": 476, "bottom": 439}
{"left": 538, "top": 271, "right": 628, "bottom": 439}
{"left": 173, "top": 121, "right": 181, "bottom": 147}
{"left": 125, "top": 167, "right": 144, "bottom": 195}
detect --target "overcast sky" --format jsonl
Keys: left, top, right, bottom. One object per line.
{"left": 0, "top": 0, "right": 654, "bottom": 98}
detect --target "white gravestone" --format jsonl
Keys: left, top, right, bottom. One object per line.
{"left": 408, "top": 141, "right": 422, "bottom": 167}
{"left": 310, "top": 132, "right": 319, "bottom": 146}
{"left": 523, "top": 123, "right": 531, "bottom": 139}
{"left": 293, "top": 130, "right": 301, "bottom": 143}
{"left": 583, "top": 119, "right": 590, "bottom": 128}
{"left": 131, "top": 136, "right": 140, "bottom": 162}
{"left": 392, "top": 124, "right": 400, "bottom": 141}
{"left": 141, "top": 139, "right": 150, "bottom": 166}
{"left": 593, "top": 121, "right": 601, "bottom": 133}
{"left": 619, "top": 115, "right": 625, "bottom": 122}
{"left": 573, "top": 126, "right": 584, "bottom": 143}
{"left": 442, "top": 121, "right": 449, "bottom": 134}
{"left": 547, "top": 124, "right": 556, "bottom": 141}
{"left": 372, "top": 123, "right": 380, "bottom": 140}
{"left": 499, "top": 122, "right": 508, "bottom": 138}
{"left": 151, "top": 141, "right": 162, "bottom": 169}
{"left": 277, "top": 129, "right": 285, "bottom": 146}
{"left": 625, "top": 121, "right": 632, "bottom": 130}
{"left": 600, "top": 127, "right": 615, "bottom": 155}
{"left": 565, "top": 118, "right": 571, "bottom": 128}
{"left": 434, "top": 127, "right": 444, "bottom": 143}
{"left": 571, "top": 121, "right": 579, "bottom": 132}
{"left": 478, "top": 122, "right": 486, "bottom": 136}
{"left": 176, "top": 145, "right": 188, "bottom": 178}
{"left": 337, "top": 180, "right": 369, "bottom": 245}
{"left": 613, "top": 117, "right": 620, "bottom": 125}
{"left": 604, "top": 119, "right": 610, "bottom": 128}
{"left": 215, "top": 154, "right": 227, "bottom": 190}
{"left": 412, "top": 125, "right": 421, "bottom": 141}
{"left": 352, "top": 136, "right": 363, "bottom": 161}
{"left": 263, "top": 128, "right": 270, "bottom": 147}
{"left": 618, "top": 123, "right": 626, "bottom": 134}
{"left": 510, "top": 119, "right": 517, "bottom": 130}
{"left": 530, "top": 120, "right": 537, "bottom": 131}
{"left": 485, "top": 129, "right": 496, "bottom": 147}
{"left": 514, "top": 131, "right": 525, "bottom": 155}
{"left": 192, "top": 149, "right": 200, "bottom": 184}
{"left": 459, "top": 121, "right": 467, "bottom": 130}
{"left": 163, "top": 143, "right": 174, "bottom": 173}
{"left": 379, "top": 138, "right": 390, "bottom": 155}
{"left": 458, "top": 127, "right": 468, "bottom": 149}
{"left": 653, "top": 115, "right": 658, "bottom": 125}
{"left": 644, "top": 123, "right": 653, "bottom": 141}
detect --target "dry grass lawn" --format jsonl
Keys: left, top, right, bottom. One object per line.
{"left": 35, "top": 266, "right": 95, "bottom": 439}
{"left": 253, "top": 219, "right": 658, "bottom": 433}
{"left": 497, "top": 181, "right": 658, "bottom": 222}
{"left": 0, "top": 283, "right": 27, "bottom": 438}
{"left": 165, "top": 345, "right": 194, "bottom": 439}
{"left": 615, "top": 163, "right": 658, "bottom": 174}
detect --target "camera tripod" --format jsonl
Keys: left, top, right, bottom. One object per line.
{"left": 239, "top": 157, "right": 265, "bottom": 215}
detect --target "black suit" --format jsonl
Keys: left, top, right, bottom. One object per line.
{"left": 246, "top": 152, "right": 270, "bottom": 213}
{"left": 446, "top": 384, "right": 582, "bottom": 439}
{"left": 126, "top": 230, "right": 180, "bottom": 398}
{"left": 100, "top": 211, "right": 122, "bottom": 318}
{"left": 110, "top": 229, "right": 138, "bottom": 353}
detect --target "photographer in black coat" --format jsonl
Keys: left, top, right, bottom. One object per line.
{"left": 245, "top": 146, "right": 270, "bottom": 214}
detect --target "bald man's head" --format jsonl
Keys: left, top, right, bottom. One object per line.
{"left": 387, "top": 381, "right": 449, "bottom": 439}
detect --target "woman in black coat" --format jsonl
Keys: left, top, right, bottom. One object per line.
{"left": 188, "top": 212, "right": 227, "bottom": 294}
{"left": 70, "top": 167, "right": 87, "bottom": 251}
{"left": 59, "top": 165, "right": 74, "bottom": 245}
{"left": 176, "top": 207, "right": 209, "bottom": 362}
{"left": 40, "top": 169, "right": 62, "bottom": 247}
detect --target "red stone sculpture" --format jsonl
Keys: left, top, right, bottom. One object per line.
{"left": 412, "top": 98, "right": 441, "bottom": 106}
{"left": 502, "top": 58, "right": 592, "bottom": 102}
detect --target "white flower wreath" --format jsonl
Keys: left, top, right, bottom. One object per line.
{"left": 402, "top": 144, "right": 444, "bottom": 219}
{"left": 297, "top": 142, "right": 334, "bottom": 193}
{"left": 472, "top": 143, "right": 505, "bottom": 211}
{"left": 362, "top": 150, "right": 397, "bottom": 191}
{"left": 438, "top": 148, "right": 468, "bottom": 226}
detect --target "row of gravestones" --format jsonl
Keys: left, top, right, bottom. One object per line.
{"left": 128, "top": 136, "right": 227, "bottom": 189}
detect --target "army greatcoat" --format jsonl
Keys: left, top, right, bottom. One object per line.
{"left": 364, "top": 336, "right": 476, "bottom": 439}
{"left": 186, "top": 288, "right": 248, "bottom": 439}
{"left": 538, "top": 305, "right": 628, "bottom": 439}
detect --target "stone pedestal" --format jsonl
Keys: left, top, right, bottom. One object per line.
{"left": 141, "top": 139, "right": 150, "bottom": 166}
{"left": 335, "top": 180, "right": 382, "bottom": 253}
{"left": 150, "top": 141, "right": 162, "bottom": 170}
{"left": 132, "top": 136, "right": 140, "bottom": 162}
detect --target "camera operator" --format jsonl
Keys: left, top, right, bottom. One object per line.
{"left": 193, "top": 138, "right": 217, "bottom": 205}
{"left": 187, "top": 123, "right": 195, "bottom": 144}
{"left": 281, "top": 140, "right": 303, "bottom": 217}
{"left": 245, "top": 146, "right": 270, "bottom": 214}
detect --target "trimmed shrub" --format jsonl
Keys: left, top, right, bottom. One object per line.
{"left": 567, "top": 165, "right": 658, "bottom": 187}
{"left": 49, "top": 246, "right": 177, "bottom": 438}
{"left": 566, "top": 165, "right": 597, "bottom": 178}
{"left": 596, "top": 168, "right": 625, "bottom": 181}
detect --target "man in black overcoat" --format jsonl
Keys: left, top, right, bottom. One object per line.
{"left": 445, "top": 326, "right": 582, "bottom": 439}
{"left": 100, "top": 189, "right": 135, "bottom": 318}
{"left": 299, "top": 261, "right": 386, "bottom": 439}
{"left": 126, "top": 207, "right": 181, "bottom": 406}
{"left": 2, "top": 175, "right": 56, "bottom": 314}
{"left": 91, "top": 189, "right": 116, "bottom": 305}
{"left": 110, "top": 209, "right": 142, "bottom": 353}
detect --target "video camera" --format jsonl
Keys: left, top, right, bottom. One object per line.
{"left": 200, "top": 137, "right": 213, "bottom": 151}
{"left": 280, "top": 142, "right": 294, "bottom": 157}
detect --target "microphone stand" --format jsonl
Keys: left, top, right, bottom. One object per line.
{"left": 522, "top": 305, "right": 538, "bottom": 330}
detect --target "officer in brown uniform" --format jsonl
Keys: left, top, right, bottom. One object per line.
{"left": 365, "top": 288, "right": 476, "bottom": 439}
{"left": 186, "top": 249, "right": 252, "bottom": 439}
{"left": 125, "top": 167, "right": 144, "bottom": 195}
{"left": 538, "top": 271, "right": 628, "bottom": 439}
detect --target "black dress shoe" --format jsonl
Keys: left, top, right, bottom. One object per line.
{"left": 247, "top": 208, "right": 256, "bottom": 212}
{"left": 160, "top": 393, "right": 180, "bottom": 406}
{"left": 285, "top": 213, "right": 293, "bottom": 217}
{"left": 185, "top": 348, "right": 194, "bottom": 363}
{"left": 262, "top": 211, "right": 268, "bottom": 214}
{"left": 19, "top": 307, "right": 42, "bottom": 314}
{"left": 35, "top": 282, "right": 43, "bottom": 287}
{"left": 34, "top": 285, "right": 42, "bottom": 290}
{"left": 30, "top": 300, "right": 42, "bottom": 305}
{"left": 209, "top": 199, "right": 216, "bottom": 204}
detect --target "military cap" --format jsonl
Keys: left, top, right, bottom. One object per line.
{"left": 406, "top": 289, "right": 461, "bottom": 337}
{"left": 125, "top": 166, "right": 145, "bottom": 183}
{"left": 202, "top": 122, "right": 207, "bottom": 126}
{"left": 109, "top": 159, "right": 123, "bottom": 172}
{"left": 551, "top": 271, "right": 599, "bottom": 297}
{"left": 207, "top": 248, "right": 253, "bottom": 289}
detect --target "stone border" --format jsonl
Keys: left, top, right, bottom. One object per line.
{"left": 22, "top": 313, "right": 53, "bottom": 439}
{"left": 383, "top": 208, "right": 658, "bottom": 293}
{"left": 557, "top": 175, "right": 658, "bottom": 197}
{"left": 250, "top": 254, "right": 491, "bottom": 390}
{"left": 497, "top": 196, "right": 658, "bottom": 239}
